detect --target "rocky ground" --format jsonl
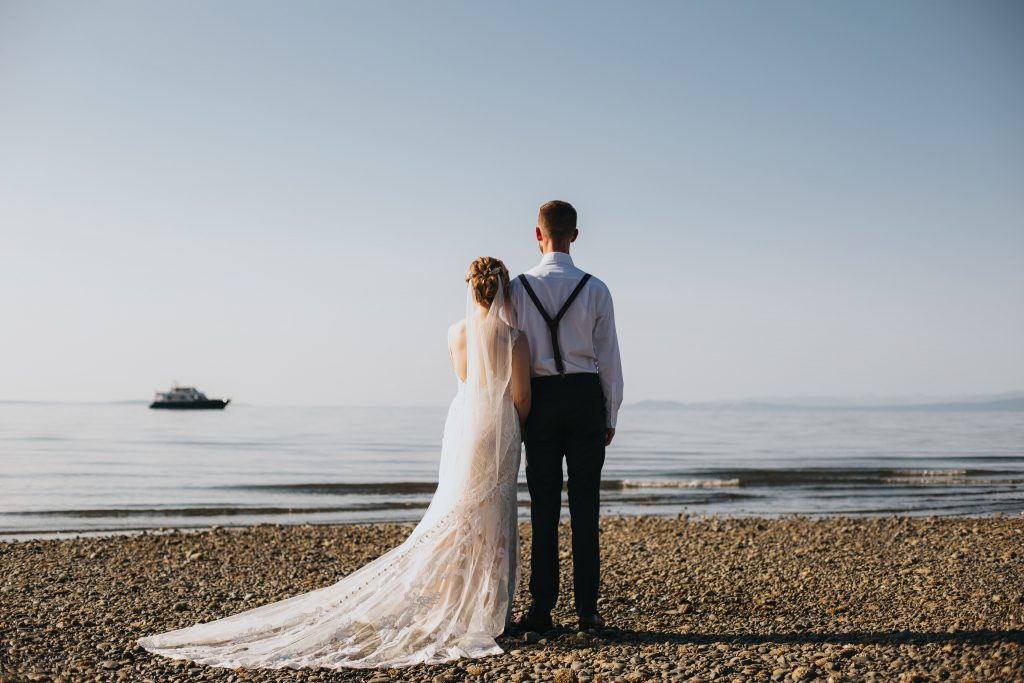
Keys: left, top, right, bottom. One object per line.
{"left": 1, "top": 516, "right": 1022, "bottom": 682}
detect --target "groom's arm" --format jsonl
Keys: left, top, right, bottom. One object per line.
{"left": 593, "top": 282, "right": 623, "bottom": 443}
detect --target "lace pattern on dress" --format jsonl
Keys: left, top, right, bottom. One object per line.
{"left": 138, "top": 285, "right": 522, "bottom": 671}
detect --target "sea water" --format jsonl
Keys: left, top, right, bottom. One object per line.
{"left": 1, "top": 402, "right": 1022, "bottom": 537}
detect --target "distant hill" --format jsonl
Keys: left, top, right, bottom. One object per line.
{"left": 628, "top": 395, "right": 1024, "bottom": 412}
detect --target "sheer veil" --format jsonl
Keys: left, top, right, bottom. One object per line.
{"left": 136, "top": 276, "right": 523, "bottom": 669}
{"left": 453, "top": 276, "right": 518, "bottom": 496}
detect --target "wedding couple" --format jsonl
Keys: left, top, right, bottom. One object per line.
{"left": 138, "top": 200, "right": 624, "bottom": 669}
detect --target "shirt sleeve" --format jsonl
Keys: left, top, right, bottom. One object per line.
{"left": 593, "top": 283, "right": 623, "bottom": 428}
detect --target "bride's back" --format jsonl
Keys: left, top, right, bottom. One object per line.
{"left": 448, "top": 319, "right": 469, "bottom": 382}
{"left": 449, "top": 318, "right": 531, "bottom": 416}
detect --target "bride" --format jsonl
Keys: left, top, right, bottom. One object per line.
{"left": 137, "top": 257, "right": 532, "bottom": 669}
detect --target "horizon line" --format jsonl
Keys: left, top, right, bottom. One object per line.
{"left": 2, "top": 390, "right": 1022, "bottom": 410}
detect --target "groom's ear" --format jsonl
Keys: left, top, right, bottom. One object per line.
{"left": 571, "top": 229, "right": 578, "bottom": 243}
{"left": 535, "top": 227, "right": 543, "bottom": 242}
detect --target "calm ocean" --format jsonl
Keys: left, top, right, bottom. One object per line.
{"left": 1, "top": 402, "right": 1022, "bottom": 538}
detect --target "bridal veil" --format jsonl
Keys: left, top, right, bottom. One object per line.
{"left": 137, "top": 279, "right": 522, "bottom": 669}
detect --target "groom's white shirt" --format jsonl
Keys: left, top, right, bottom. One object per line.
{"left": 510, "top": 252, "right": 623, "bottom": 429}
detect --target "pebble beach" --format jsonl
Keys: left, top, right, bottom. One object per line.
{"left": 2, "top": 516, "right": 1022, "bottom": 683}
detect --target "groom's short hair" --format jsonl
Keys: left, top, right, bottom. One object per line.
{"left": 538, "top": 200, "right": 577, "bottom": 239}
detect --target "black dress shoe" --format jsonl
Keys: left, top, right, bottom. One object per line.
{"left": 514, "top": 609, "right": 553, "bottom": 633}
{"left": 578, "top": 613, "right": 606, "bottom": 631}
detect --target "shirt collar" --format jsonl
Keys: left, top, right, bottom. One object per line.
{"left": 540, "top": 251, "right": 574, "bottom": 267}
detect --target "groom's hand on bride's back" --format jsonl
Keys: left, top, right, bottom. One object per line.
{"left": 605, "top": 428, "right": 615, "bottom": 446}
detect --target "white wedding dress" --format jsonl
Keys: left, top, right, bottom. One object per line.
{"left": 138, "top": 283, "right": 523, "bottom": 669}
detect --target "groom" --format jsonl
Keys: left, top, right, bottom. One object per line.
{"left": 511, "top": 200, "right": 623, "bottom": 632}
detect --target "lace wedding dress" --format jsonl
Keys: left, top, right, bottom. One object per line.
{"left": 137, "top": 282, "right": 523, "bottom": 669}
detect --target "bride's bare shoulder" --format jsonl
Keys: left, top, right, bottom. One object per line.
{"left": 448, "top": 319, "right": 467, "bottom": 347}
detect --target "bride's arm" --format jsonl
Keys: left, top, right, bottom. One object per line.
{"left": 450, "top": 320, "right": 468, "bottom": 382}
{"left": 511, "top": 333, "right": 531, "bottom": 427}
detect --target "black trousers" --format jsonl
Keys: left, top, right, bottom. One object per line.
{"left": 523, "top": 372, "right": 606, "bottom": 616}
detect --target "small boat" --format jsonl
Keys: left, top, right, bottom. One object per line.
{"left": 150, "top": 385, "right": 230, "bottom": 410}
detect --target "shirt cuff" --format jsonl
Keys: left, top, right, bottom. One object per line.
{"left": 606, "top": 401, "right": 621, "bottom": 429}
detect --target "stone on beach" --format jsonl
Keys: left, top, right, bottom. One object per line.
{"left": 1, "top": 516, "right": 1022, "bottom": 682}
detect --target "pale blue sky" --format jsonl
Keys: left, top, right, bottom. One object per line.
{"left": 1, "top": 1, "right": 1022, "bottom": 406}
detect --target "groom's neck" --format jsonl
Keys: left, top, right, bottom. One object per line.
{"left": 539, "top": 241, "right": 572, "bottom": 255}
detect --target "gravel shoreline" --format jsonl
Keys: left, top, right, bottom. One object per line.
{"left": 2, "top": 516, "right": 1022, "bottom": 682}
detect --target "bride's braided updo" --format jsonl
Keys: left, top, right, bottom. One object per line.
{"left": 466, "top": 256, "right": 510, "bottom": 308}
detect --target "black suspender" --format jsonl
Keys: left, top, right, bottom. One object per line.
{"left": 517, "top": 273, "right": 592, "bottom": 377}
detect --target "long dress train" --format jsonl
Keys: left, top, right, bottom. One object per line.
{"left": 137, "top": 284, "right": 522, "bottom": 669}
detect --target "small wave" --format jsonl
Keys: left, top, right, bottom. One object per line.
{"left": 882, "top": 477, "right": 975, "bottom": 486}
{"left": 616, "top": 479, "right": 741, "bottom": 489}
{"left": 0, "top": 502, "right": 432, "bottom": 518}
{"left": 882, "top": 476, "right": 1023, "bottom": 486}
{"left": 226, "top": 482, "right": 439, "bottom": 495}
{"left": 665, "top": 467, "right": 1008, "bottom": 487}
